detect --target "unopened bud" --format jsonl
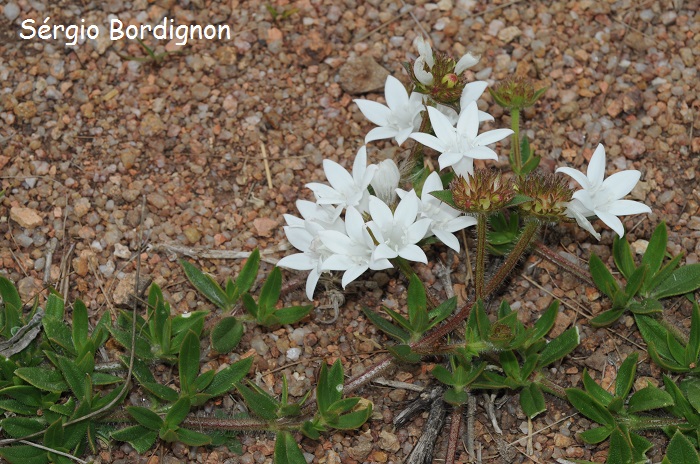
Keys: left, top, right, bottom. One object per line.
{"left": 451, "top": 169, "right": 515, "bottom": 213}
{"left": 441, "top": 73, "right": 459, "bottom": 88}
{"left": 516, "top": 172, "right": 573, "bottom": 220}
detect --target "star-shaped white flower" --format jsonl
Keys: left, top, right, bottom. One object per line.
{"left": 412, "top": 36, "right": 480, "bottom": 85}
{"left": 556, "top": 143, "right": 651, "bottom": 239}
{"left": 398, "top": 172, "right": 477, "bottom": 252}
{"left": 409, "top": 103, "right": 513, "bottom": 177}
{"left": 283, "top": 200, "right": 343, "bottom": 231}
{"left": 319, "top": 207, "right": 392, "bottom": 288}
{"left": 366, "top": 192, "right": 432, "bottom": 263}
{"left": 306, "top": 145, "right": 377, "bottom": 212}
{"left": 354, "top": 76, "right": 425, "bottom": 146}
{"left": 277, "top": 219, "right": 337, "bottom": 300}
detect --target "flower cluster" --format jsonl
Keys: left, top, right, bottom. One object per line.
{"left": 279, "top": 38, "right": 651, "bottom": 300}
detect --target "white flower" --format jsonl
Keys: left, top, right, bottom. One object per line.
{"left": 412, "top": 36, "right": 480, "bottom": 85}
{"left": 277, "top": 220, "right": 337, "bottom": 300}
{"left": 367, "top": 192, "right": 432, "bottom": 263}
{"left": 409, "top": 103, "right": 513, "bottom": 177}
{"left": 354, "top": 76, "right": 424, "bottom": 146}
{"left": 319, "top": 207, "right": 392, "bottom": 288}
{"left": 398, "top": 172, "right": 477, "bottom": 252}
{"left": 370, "top": 158, "right": 401, "bottom": 205}
{"left": 556, "top": 143, "right": 651, "bottom": 239}
{"left": 437, "top": 81, "right": 494, "bottom": 125}
{"left": 284, "top": 200, "right": 343, "bottom": 231}
{"left": 306, "top": 145, "right": 377, "bottom": 212}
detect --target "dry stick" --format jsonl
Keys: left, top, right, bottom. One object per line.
{"left": 260, "top": 141, "right": 273, "bottom": 189}
{"left": 43, "top": 237, "right": 58, "bottom": 285}
{"left": 405, "top": 388, "right": 446, "bottom": 464}
{"left": 148, "top": 242, "right": 284, "bottom": 265}
{"left": 445, "top": 406, "right": 464, "bottom": 464}
{"left": 466, "top": 393, "right": 477, "bottom": 460}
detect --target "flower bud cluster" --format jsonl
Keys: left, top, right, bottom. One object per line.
{"left": 451, "top": 169, "right": 515, "bottom": 213}
{"left": 489, "top": 76, "right": 547, "bottom": 111}
{"left": 516, "top": 172, "right": 573, "bottom": 221}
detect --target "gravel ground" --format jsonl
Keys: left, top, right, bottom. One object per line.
{"left": 1, "top": 0, "right": 699, "bottom": 462}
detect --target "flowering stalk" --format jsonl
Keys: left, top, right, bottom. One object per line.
{"left": 475, "top": 214, "right": 487, "bottom": 300}
{"left": 485, "top": 219, "right": 540, "bottom": 296}
{"left": 510, "top": 108, "right": 522, "bottom": 176}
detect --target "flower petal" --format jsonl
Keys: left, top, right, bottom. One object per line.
{"left": 284, "top": 227, "right": 313, "bottom": 251}
{"left": 454, "top": 52, "right": 480, "bottom": 74}
{"left": 374, "top": 243, "right": 398, "bottom": 260}
{"left": 438, "top": 151, "right": 465, "bottom": 170}
{"left": 365, "top": 126, "right": 399, "bottom": 143}
{"left": 399, "top": 244, "right": 428, "bottom": 263}
{"left": 413, "top": 57, "right": 434, "bottom": 85}
{"left": 595, "top": 209, "right": 625, "bottom": 238}
{"left": 477, "top": 110, "right": 495, "bottom": 122}
{"left": 394, "top": 191, "right": 419, "bottom": 227}
{"left": 433, "top": 228, "right": 460, "bottom": 252}
{"left": 460, "top": 81, "right": 488, "bottom": 106}
{"left": 384, "top": 75, "right": 409, "bottom": 112}
{"left": 323, "top": 159, "right": 354, "bottom": 193}
{"left": 368, "top": 196, "right": 394, "bottom": 232}
{"left": 395, "top": 127, "right": 415, "bottom": 146}
{"left": 354, "top": 99, "right": 391, "bottom": 126}
{"left": 278, "top": 253, "right": 315, "bottom": 271}
{"left": 600, "top": 170, "right": 641, "bottom": 200}
{"left": 428, "top": 106, "right": 457, "bottom": 143}
{"left": 457, "top": 102, "right": 479, "bottom": 140}
{"left": 474, "top": 128, "right": 513, "bottom": 146}
{"left": 410, "top": 132, "right": 445, "bottom": 153}
{"left": 341, "top": 265, "right": 369, "bottom": 288}
{"left": 305, "top": 269, "right": 321, "bottom": 300}
{"left": 321, "top": 254, "right": 355, "bottom": 271}
{"left": 466, "top": 146, "right": 498, "bottom": 160}
{"left": 555, "top": 167, "right": 589, "bottom": 189}
{"left": 605, "top": 200, "right": 651, "bottom": 216}
{"left": 587, "top": 144, "right": 606, "bottom": 186}
{"left": 406, "top": 218, "right": 432, "bottom": 243}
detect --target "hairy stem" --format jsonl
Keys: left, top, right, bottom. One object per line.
{"left": 445, "top": 406, "right": 463, "bottom": 464}
{"left": 484, "top": 220, "right": 540, "bottom": 296}
{"left": 475, "top": 214, "right": 487, "bottom": 300}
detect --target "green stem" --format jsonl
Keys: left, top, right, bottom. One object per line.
{"left": 510, "top": 108, "right": 521, "bottom": 176}
{"left": 475, "top": 214, "right": 487, "bottom": 300}
{"left": 658, "top": 315, "right": 690, "bottom": 345}
{"left": 484, "top": 220, "right": 540, "bottom": 296}
{"left": 103, "top": 409, "right": 292, "bottom": 432}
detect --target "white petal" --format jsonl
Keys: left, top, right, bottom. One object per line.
{"left": 354, "top": 99, "right": 391, "bottom": 126}
{"left": 370, "top": 257, "right": 393, "bottom": 270}
{"left": 456, "top": 102, "right": 479, "bottom": 140}
{"left": 342, "top": 265, "right": 369, "bottom": 288}
{"left": 454, "top": 52, "right": 480, "bottom": 74}
{"left": 384, "top": 75, "right": 409, "bottom": 112}
{"left": 451, "top": 157, "right": 474, "bottom": 178}
{"left": 555, "top": 167, "right": 589, "bottom": 189}
{"left": 321, "top": 254, "right": 355, "bottom": 271}
{"left": 428, "top": 106, "right": 457, "bottom": 143}
{"left": 395, "top": 127, "right": 414, "bottom": 146}
{"left": 438, "top": 151, "right": 464, "bottom": 170}
{"left": 352, "top": 146, "right": 368, "bottom": 183}
{"left": 477, "top": 110, "right": 495, "bottom": 122}
{"left": 374, "top": 243, "right": 398, "bottom": 260}
{"left": 421, "top": 172, "right": 443, "bottom": 196}
{"left": 605, "top": 200, "right": 651, "bottom": 216}
{"left": 442, "top": 215, "right": 477, "bottom": 232}
{"left": 466, "top": 146, "right": 498, "bottom": 160}
{"left": 414, "top": 36, "right": 434, "bottom": 68}
{"left": 305, "top": 269, "right": 321, "bottom": 300}
{"left": 413, "top": 57, "right": 434, "bottom": 85}
{"left": 345, "top": 207, "right": 367, "bottom": 244}
{"left": 433, "top": 228, "right": 460, "bottom": 252}
{"left": 399, "top": 245, "right": 428, "bottom": 263}
{"left": 318, "top": 230, "right": 355, "bottom": 255}
{"left": 365, "top": 126, "right": 399, "bottom": 143}
{"left": 595, "top": 209, "right": 625, "bottom": 238}
{"left": 410, "top": 132, "right": 445, "bottom": 153}
{"left": 394, "top": 192, "right": 419, "bottom": 227}
{"left": 600, "top": 170, "right": 641, "bottom": 200}
{"left": 475, "top": 128, "right": 514, "bottom": 146}
{"left": 278, "top": 253, "right": 315, "bottom": 271}
{"left": 406, "top": 218, "right": 432, "bottom": 243}
{"left": 323, "top": 159, "right": 354, "bottom": 193}
{"left": 460, "top": 81, "right": 488, "bottom": 106}
{"left": 369, "top": 196, "right": 394, "bottom": 232}
{"left": 284, "top": 214, "right": 304, "bottom": 227}
{"left": 588, "top": 144, "right": 607, "bottom": 185}
{"left": 284, "top": 227, "right": 313, "bottom": 251}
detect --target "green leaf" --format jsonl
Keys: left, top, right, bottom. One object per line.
{"left": 111, "top": 426, "right": 158, "bottom": 454}
{"left": 429, "top": 190, "right": 458, "bottom": 209}
{"left": 628, "top": 298, "right": 664, "bottom": 315}
{"left": 647, "top": 253, "right": 684, "bottom": 294}
{"left": 361, "top": 306, "right": 409, "bottom": 342}
{"left": 193, "top": 369, "right": 215, "bottom": 392}
{"left": 431, "top": 365, "right": 455, "bottom": 386}
{"left": 127, "top": 406, "right": 163, "bottom": 430}
{"left": 0, "top": 444, "right": 48, "bottom": 464}
{"left": 589, "top": 308, "right": 626, "bottom": 327}
{"left": 407, "top": 274, "right": 428, "bottom": 334}
{"left": 565, "top": 388, "right": 615, "bottom": 426}
{"left": 607, "top": 428, "right": 633, "bottom": 464}
{"left": 259, "top": 267, "right": 282, "bottom": 313}
{"left": 242, "top": 293, "right": 258, "bottom": 318}
{"left": 181, "top": 260, "right": 230, "bottom": 310}
{"left": 331, "top": 404, "right": 373, "bottom": 429}
{"left": 663, "top": 375, "right": 700, "bottom": 425}
{"left": 15, "top": 367, "right": 67, "bottom": 393}
{"left": 142, "top": 382, "right": 179, "bottom": 402}
{"left": 179, "top": 331, "right": 201, "bottom": 393}
{"left": 176, "top": 428, "right": 212, "bottom": 447}
{"left": 45, "top": 292, "right": 64, "bottom": 320}
{"left": 505, "top": 193, "right": 533, "bottom": 208}
{"left": 211, "top": 317, "right": 244, "bottom": 353}
{"left": 383, "top": 306, "right": 413, "bottom": 334}
{"left": 427, "top": 297, "right": 457, "bottom": 328}
{"left": 1, "top": 417, "right": 46, "bottom": 438}
{"left": 443, "top": 388, "right": 468, "bottom": 405}
{"left": 538, "top": 327, "right": 579, "bottom": 367}
{"left": 624, "top": 264, "right": 647, "bottom": 300}
{"left": 317, "top": 360, "right": 344, "bottom": 414}
{"left": 43, "top": 417, "right": 64, "bottom": 449}
{"left": 615, "top": 353, "right": 638, "bottom": 399}
{"left": 520, "top": 383, "right": 546, "bottom": 419}
{"left": 42, "top": 318, "right": 76, "bottom": 356}
{"left": 205, "top": 356, "right": 253, "bottom": 397}
{"left": 525, "top": 300, "right": 559, "bottom": 344}
{"left": 326, "top": 397, "right": 360, "bottom": 415}
{"left": 274, "top": 305, "right": 312, "bottom": 326}
{"left": 589, "top": 254, "right": 619, "bottom": 299}
{"left": 499, "top": 350, "right": 521, "bottom": 382}
{"left": 688, "top": 302, "right": 700, "bottom": 367}
{"left": 387, "top": 344, "right": 421, "bottom": 363}
{"left": 71, "top": 299, "right": 89, "bottom": 352}
{"left": 635, "top": 315, "right": 674, "bottom": 363}
{"left": 236, "top": 381, "right": 278, "bottom": 420}
{"left": 663, "top": 430, "right": 700, "bottom": 464}
{"left": 613, "top": 235, "right": 637, "bottom": 280}
{"left": 0, "top": 276, "right": 22, "bottom": 313}
{"left": 236, "top": 249, "right": 260, "bottom": 297}
{"left": 274, "top": 431, "right": 307, "bottom": 464}
{"left": 642, "top": 221, "right": 668, "bottom": 277}
{"left": 627, "top": 384, "right": 674, "bottom": 413}
{"left": 578, "top": 426, "right": 612, "bottom": 444}
{"left": 653, "top": 264, "right": 700, "bottom": 299}
{"left": 165, "top": 397, "right": 191, "bottom": 428}
{"left": 582, "top": 370, "right": 613, "bottom": 407}
{"left": 56, "top": 356, "right": 87, "bottom": 400}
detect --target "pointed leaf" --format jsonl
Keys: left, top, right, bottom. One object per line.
{"left": 429, "top": 190, "right": 458, "bottom": 209}
{"left": 538, "top": 327, "right": 579, "bottom": 367}
{"left": 648, "top": 253, "right": 683, "bottom": 294}
{"left": 1, "top": 417, "right": 46, "bottom": 438}
{"left": 71, "top": 299, "right": 89, "bottom": 352}
{"left": 330, "top": 404, "right": 373, "bottom": 430}
{"left": 613, "top": 235, "right": 636, "bottom": 280}
{"left": 627, "top": 384, "right": 674, "bottom": 413}
{"left": 205, "top": 356, "right": 253, "bottom": 397}
{"left": 407, "top": 274, "right": 428, "bottom": 334}
{"left": 236, "top": 381, "right": 278, "bottom": 420}
{"left": 431, "top": 365, "right": 455, "bottom": 386}
{"left": 582, "top": 369, "right": 613, "bottom": 407}
{"left": 236, "top": 249, "right": 260, "bottom": 296}
{"left": 181, "top": 260, "right": 230, "bottom": 310}
{"left": 56, "top": 356, "right": 87, "bottom": 400}
{"left": 589, "top": 254, "right": 619, "bottom": 299}
{"left": 688, "top": 302, "right": 700, "bottom": 368}
{"left": 176, "top": 428, "right": 212, "bottom": 446}
{"left": 565, "top": 388, "right": 615, "bottom": 426}
{"left": 259, "top": 267, "right": 282, "bottom": 313}
{"left": 520, "top": 383, "right": 546, "bottom": 419}
{"left": 361, "top": 306, "right": 409, "bottom": 342}
{"left": 15, "top": 367, "right": 67, "bottom": 393}
{"left": 165, "top": 397, "right": 191, "bottom": 428}
{"left": 274, "top": 431, "right": 307, "bottom": 464}
{"left": 578, "top": 426, "right": 612, "bottom": 444}
{"left": 499, "top": 350, "right": 521, "bottom": 382}
{"left": 179, "top": 331, "right": 201, "bottom": 393}
{"left": 663, "top": 430, "right": 700, "bottom": 464}
{"left": 589, "top": 308, "right": 626, "bottom": 327}
{"left": 653, "top": 264, "right": 700, "bottom": 299}
{"left": 387, "top": 344, "right": 421, "bottom": 363}
{"left": 211, "top": 317, "right": 244, "bottom": 354}
{"left": 628, "top": 298, "right": 664, "bottom": 315}
{"left": 427, "top": 297, "right": 457, "bottom": 328}
{"left": 615, "top": 352, "right": 638, "bottom": 399}
{"left": 317, "top": 360, "right": 344, "bottom": 414}
{"left": 642, "top": 221, "right": 668, "bottom": 277}
{"left": 127, "top": 406, "right": 163, "bottom": 430}
{"left": 0, "top": 444, "right": 48, "bottom": 464}
{"left": 111, "top": 426, "right": 158, "bottom": 454}
{"left": 273, "top": 305, "right": 312, "bottom": 326}
{"left": 624, "top": 264, "right": 647, "bottom": 300}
